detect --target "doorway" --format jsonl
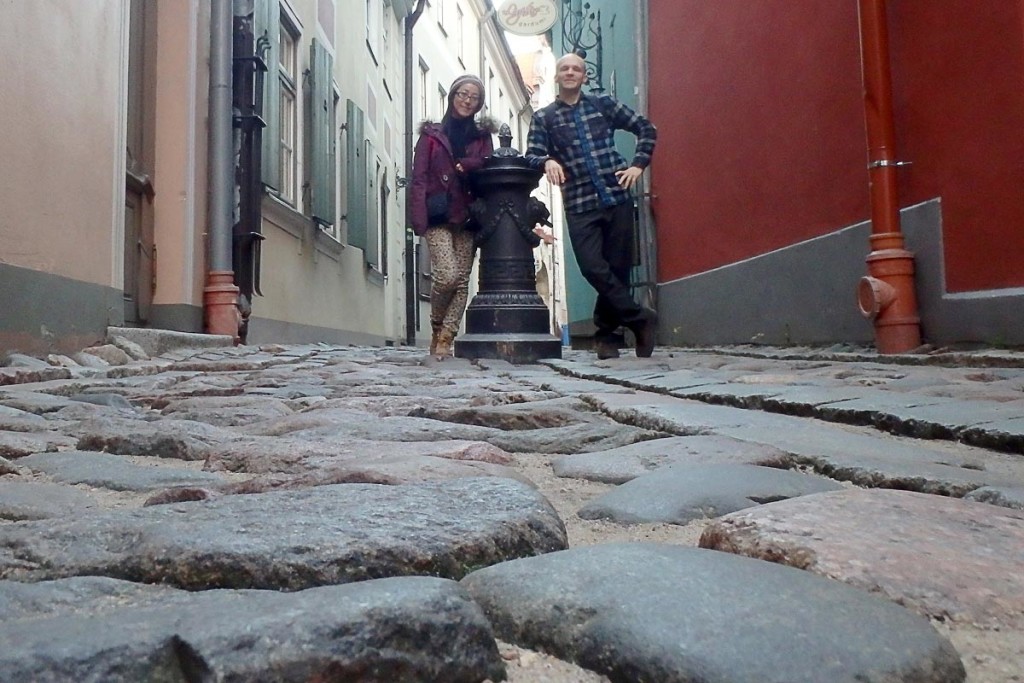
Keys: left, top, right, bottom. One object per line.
{"left": 124, "top": 0, "right": 156, "bottom": 325}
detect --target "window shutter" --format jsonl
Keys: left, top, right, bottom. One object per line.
{"left": 255, "top": 0, "right": 280, "bottom": 189}
{"left": 365, "top": 141, "right": 379, "bottom": 267}
{"left": 345, "top": 99, "right": 368, "bottom": 250}
{"left": 309, "top": 39, "right": 335, "bottom": 225}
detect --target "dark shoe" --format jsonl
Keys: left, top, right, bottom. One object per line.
{"left": 595, "top": 340, "right": 621, "bottom": 360}
{"left": 633, "top": 309, "right": 658, "bottom": 358}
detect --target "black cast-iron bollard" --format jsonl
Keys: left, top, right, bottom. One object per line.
{"left": 454, "top": 124, "right": 563, "bottom": 363}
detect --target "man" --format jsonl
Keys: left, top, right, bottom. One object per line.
{"left": 525, "top": 52, "right": 658, "bottom": 360}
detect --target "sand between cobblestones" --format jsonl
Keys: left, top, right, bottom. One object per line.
{"left": 502, "top": 452, "right": 1024, "bottom": 683}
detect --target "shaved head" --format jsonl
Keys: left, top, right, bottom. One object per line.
{"left": 556, "top": 53, "right": 586, "bottom": 70}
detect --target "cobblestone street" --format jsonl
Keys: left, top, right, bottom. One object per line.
{"left": 2, "top": 338, "right": 1022, "bottom": 682}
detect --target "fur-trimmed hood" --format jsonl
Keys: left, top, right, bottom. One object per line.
{"left": 418, "top": 116, "right": 498, "bottom": 137}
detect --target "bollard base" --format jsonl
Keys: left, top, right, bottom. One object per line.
{"left": 455, "top": 333, "right": 563, "bottom": 364}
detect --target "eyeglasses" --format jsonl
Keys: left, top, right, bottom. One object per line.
{"left": 454, "top": 90, "right": 481, "bottom": 104}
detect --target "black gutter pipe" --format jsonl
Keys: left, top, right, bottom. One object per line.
{"left": 404, "top": 0, "right": 428, "bottom": 345}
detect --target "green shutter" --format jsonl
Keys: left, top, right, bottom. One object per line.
{"left": 345, "top": 99, "right": 368, "bottom": 251}
{"left": 365, "top": 141, "right": 379, "bottom": 267}
{"left": 255, "top": 0, "right": 280, "bottom": 189}
{"left": 309, "top": 39, "right": 335, "bottom": 225}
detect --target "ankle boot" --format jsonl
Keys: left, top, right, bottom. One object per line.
{"left": 434, "top": 331, "right": 455, "bottom": 359}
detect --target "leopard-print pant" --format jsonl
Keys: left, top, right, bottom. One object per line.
{"left": 424, "top": 224, "right": 476, "bottom": 336}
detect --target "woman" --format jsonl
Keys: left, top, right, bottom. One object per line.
{"left": 411, "top": 75, "right": 494, "bottom": 358}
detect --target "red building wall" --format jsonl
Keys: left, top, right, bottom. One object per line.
{"left": 889, "top": 0, "right": 1024, "bottom": 291}
{"left": 649, "top": 0, "right": 1024, "bottom": 293}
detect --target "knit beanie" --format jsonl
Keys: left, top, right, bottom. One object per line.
{"left": 448, "top": 74, "right": 486, "bottom": 114}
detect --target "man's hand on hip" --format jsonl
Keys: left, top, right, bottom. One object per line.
{"left": 615, "top": 166, "right": 644, "bottom": 190}
{"left": 544, "top": 159, "right": 565, "bottom": 186}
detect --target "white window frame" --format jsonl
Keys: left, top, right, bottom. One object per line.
{"left": 278, "top": 13, "right": 300, "bottom": 205}
{"left": 436, "top": 0, "right": 447, "bottom": 34}
{"left": 382, "top": 5, "right": 392, "bottom": 85}
{"left": 366, "top": 0, "right": 380, "bottom": 63}
{"left": 418, "top": 59, "right": 429, "bottom": 122}
{"left": 456, "top": 4, "right": 464, "bottom": 65}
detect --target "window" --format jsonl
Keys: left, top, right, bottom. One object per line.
{"left": 437, "top": 85, "right": 447, "bottom": 120}
{"left": 436, "top": 0, "right": 446, "bottom": 33}
{"left": 456, "top": 5, "right": 464, "bottom": 65}
{"left": 365, "top": 0, "right": 380, "bottom": 63}
{"left": 487, "top": 68, "right": 495, "bottom": 115}
{"left": 278, "top": 15, "right": 299, "bottom": 204}
{"left": 382, "top": 6, "right": 392, "bottom": 85}
{"left": 418, "top": 60, "right": 429, "bottom": 122}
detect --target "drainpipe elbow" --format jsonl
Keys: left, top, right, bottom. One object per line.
{"left": 857, "top": 275, "right": 896, "bottom": 320}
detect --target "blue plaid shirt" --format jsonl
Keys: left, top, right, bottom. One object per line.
{"left": 525, "top": 94, "right": 656, "bottom": 214}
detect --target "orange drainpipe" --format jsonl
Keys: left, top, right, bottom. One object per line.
{"left": 855, "top": 0, "right": 922, "bottom": 354}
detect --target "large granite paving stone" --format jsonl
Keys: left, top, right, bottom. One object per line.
{"left": 74, "top": 415, "right": 243, "bottom": 460}
{"left": 0, "top": 575, "right": 503, "bottom": 683}
{"left": 0, "top": 412, "right": 52, "bottom": 431}
{"left": 248, "top": 406, "right": 498, "bottom": 437}
{"left": 964, "top": 485, "right": 1024, "bottom": 510}
{"left": 17, "top": 451, "right": 226, "bottom": 492}
{"left": 816, "top": 396, "right": 1022, "bottom": 441}
{"left": 558, "top": 359, "right": 1024, "bottom": 454}
{"left": 274, "top": 406, "right": 667, "bottom": 455}
{"left": 487, "top": 421, "right": 667, "bottom": 454}
{"left": 587, "top": 393, "right": 1017, "bottom": 496}
{"left": 68, "top": 392, "right": 137, "bottom": 411}
{"left": 0, "top": 430, "right": 77, "bottom": 459}
{"left": 700, "top": 488, "right": 1024, "bottom": 628}
{"left": 0, "top": 391, "right": 82, "bottom": 414}
{"left": 577, "top": 464, "right": 844, "bottom": 525}
{"left": 409, "top": 396, "right": 596, "bottom": 431}
{"left": 0, "top": 477, "right": 567, "bottom": 590}
{"left": 961, "top": 415, "right": 1024, "bottom": 453}
{"left": 216, "top": 453, "right": 532, "bottom": 494}
{"left": 0, "top": 366, "right": 71, "bottom": 386}
{"left": 0, "top": 482, "right": 98, "bottom": 521}
{"left": 461, "top": 543, "right": 964, "bottom": 683}
{"left": 761, "top": 386, "right": 951, "bottom": 419}
{"left": 285, "top": 412, "right": 506, "bottom": 443}
{"left": 552, "top": 435, "right": 792, "bottom": 484}
{"left": 157, "top": 395, "right": 296, "bottom": 427}
{"left": 204, "top": 436, "right": 513, "bottom": 474}
{"left": 525, "top": 375, "right": 636, "bottom": 396}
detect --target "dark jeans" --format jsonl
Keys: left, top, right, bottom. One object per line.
{"left": 566, "top": 202, "right": 646, "bottom": 343}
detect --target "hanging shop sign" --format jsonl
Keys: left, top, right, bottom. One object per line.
{"left": 496, "top": 0, "right": 558, "bottom": 36}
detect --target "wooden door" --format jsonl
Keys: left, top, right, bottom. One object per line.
{"left": 124, "top": 0, "right": 155, "bottom": 324}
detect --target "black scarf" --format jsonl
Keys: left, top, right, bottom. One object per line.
{"left": 442, "top": 116, "right": 476, "bottom": 159}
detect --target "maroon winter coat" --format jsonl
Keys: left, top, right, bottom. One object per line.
{"left": 410, "top": 120, "right": 495, "bottom": 236}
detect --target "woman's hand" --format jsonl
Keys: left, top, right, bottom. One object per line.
{"left": 455, "top": 162, "right": 465, "bottom": 174}
{"left": 532, "top": 226, "right": 555, "bottom": 245}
